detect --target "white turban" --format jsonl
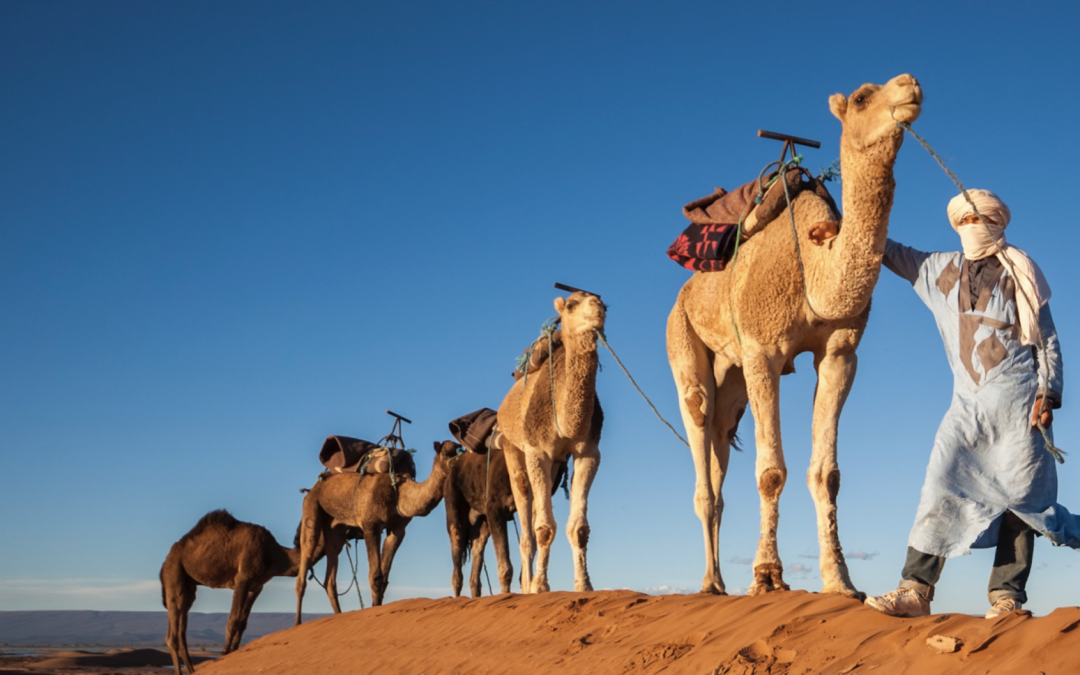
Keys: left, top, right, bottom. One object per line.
{"left": 946, "top": 189, "right": 1050, "bottom": 346}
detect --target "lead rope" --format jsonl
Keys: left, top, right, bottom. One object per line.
{"left": 595, "top": 329, "right": 690, "bottom": 448}
{"left": 896, "top": 120, "right": 1064, "bottom": 463}
{"left": 343, "top": 541, "right": 366, "bottom": 609}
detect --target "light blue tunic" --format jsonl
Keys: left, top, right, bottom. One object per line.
{"left": 884, "top": 239, "right": 1079, "bottom": 557}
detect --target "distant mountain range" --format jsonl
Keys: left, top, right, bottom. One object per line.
{"left": 0, "top": 611, "right": 328, "bottom": 648}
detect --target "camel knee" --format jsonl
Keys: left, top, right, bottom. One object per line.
{"left": 757, "top": 468, "right": 786, "bottom": 501}
{"left": 567, "top": 523, "right": 590, "bottom": 549}
{"left": 808, "top": 467, "right": 841, "bottom": 501}
{"left": 693, "top": 490, "right": 718, "bottom": 520}
{"left": 536, "top": 525, "right": 555, "bottom": 548}
{"left": 684, "top": 390, "right": 707, "bottom": 428}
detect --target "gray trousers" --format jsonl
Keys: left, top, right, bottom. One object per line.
{"left": 899, "top": 510, "right": 1035, "bottom": 605}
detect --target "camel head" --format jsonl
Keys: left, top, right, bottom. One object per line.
{"left": 829, "top": 73, "right": 922, "bottom": 154}
{"left": 434, "top": 439, "right": 462, "bottom": 463}
{"left": 553, "top": 291, "right": 606, "bottom": 338}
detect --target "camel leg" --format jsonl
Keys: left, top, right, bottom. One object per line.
{"left": 809, "top": 346, "right": 861, "bottom": 598}
{"left": 668, "top": 307, "right": 723, "bottom": 594}
{"left": 165, "top": 576, "right": 196, "bottom": 675}
{"left": 323, "top": 530, "right": 345, "bottom": 614}
{"left": 365, "top": 526, "right": 386, "bottom": 606}
{"left": 226, "top": 584, "right": 262, "bottom": 654}
{"left": 567, "top": 449, "right": 600, "bottom": 592}
{"left": 743, "top": 349, "right": 790, "bottom": 595}
{"left": 294, "top": 502, "right": 325, "bottom": 625}
{"left": 376, "top": 524, "right": 407, "bottom": 606}
{"left": 446, "top": 493, "right": 468, "bottom": 597}
{"left": 503, "top": 444, "right": 536, "bottom": 593}
{"left": 525, "top": 450, "right": 556, "bottom": 594}
{"left": 490, "top": 514, "right": 514, "bottom": 594}
{"left": 706, "top": 363, "right": 745, "bottom": 595}
{"left": 224, "top": 580, "right": 252, "bottom": 655}
{"left": 469, "top": 518, "right": 490, "bottom": 597}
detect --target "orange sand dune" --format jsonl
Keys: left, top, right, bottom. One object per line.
{"left": 196, "top": 590, "right": 1080, "bottom": 674}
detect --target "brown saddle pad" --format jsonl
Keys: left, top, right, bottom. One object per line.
{"left": 318, "top": 435, "right": 417, "bottom": 477}
{"left": 448, "top": 408, "right": 502, "bottom": 454}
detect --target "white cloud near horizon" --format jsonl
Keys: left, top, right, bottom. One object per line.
{"left": 845, "top": 551, "right": 879, "bottom": 561}
{"left": 0, "top": 578, "right": 162, "bottom": 611}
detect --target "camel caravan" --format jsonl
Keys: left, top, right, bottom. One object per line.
{"left": 160, "top": 73, "right": 927, "bottom": 673}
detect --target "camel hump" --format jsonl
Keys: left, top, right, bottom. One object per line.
{"left": 188, "top": 509, "right": 241, "bottom": 536}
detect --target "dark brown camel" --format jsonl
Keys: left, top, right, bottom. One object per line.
{"left": 444, "top": 445, "right": 568, "bottom": 596}
{"left": 294, "top": 440, "right": 459, "bottom": 624}
{"left": 160, "top": 509, "right": 315, "bottom": 675}
{"left": 444, "top": 445, "right": 516, "bottom": 597}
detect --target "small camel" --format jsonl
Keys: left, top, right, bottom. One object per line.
{"left": 443, "top": 441, "right": 568, "bottom": 597}
{"left": 666, "top": 74, "right": 923, "bottom": 597}
{"left": 498, "top": 291, "right": 605, "bottom": 594}
{"left": 443, "top": 444, "right": 517, "bottom": 597}
{"left": 160, "top": 509, "right": 311, "bottom": 675}
{"left": 294, "top": 440, "right": 458, "bottom": 623}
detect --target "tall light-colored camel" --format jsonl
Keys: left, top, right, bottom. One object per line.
{"left": 294, "top": 440, "right": 458, "bottom": 623}
{"left": 666, "top": 74, "right": 923, "bottom": 597}
{"left": 498, "top": 291, "right": 605, "bottom": 593}
{"left": 161, "top": 509, "right": 312, "bottom": 674}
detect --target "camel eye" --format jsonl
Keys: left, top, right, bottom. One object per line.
{"left": 854, "top": 94, "right": 866, "bottom": 105}
{"left": 567, "top": 300, "right": 578, "bottom": 310}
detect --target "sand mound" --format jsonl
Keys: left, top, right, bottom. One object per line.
{"left": 196, "top": 590, "right": 1080, "bottom": 674}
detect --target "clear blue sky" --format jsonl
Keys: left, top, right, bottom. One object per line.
{"left": 3, "top": 1, "right": 1080, "bottom": 618}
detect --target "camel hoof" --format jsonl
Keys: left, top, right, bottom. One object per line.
{"left": 532, "top": 579, "right": 551, "bottom": 594}
{"left": 823, "top": 586, "right": 865, "bottom": 601}
{"left": 748, "top": 563, "right": 790, "bottom": 595}
{"left": 699, "top": 582, "right": 727, "bottom": 596}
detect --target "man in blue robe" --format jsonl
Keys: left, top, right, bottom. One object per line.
{"left": 853, "top": 189, "right": 1079, "bottom": 619}
{"left": 806, "top": 190, "right": 1078, "bottom": 618}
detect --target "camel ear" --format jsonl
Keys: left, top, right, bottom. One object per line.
{"left": 554, "top": 297, "right": 566, "bottom": 314}
{"left": 829, "top": 93, "right": 847, "bottom": 120}
{"left": 433, "top": 441, "right": 440, "bottom": 453}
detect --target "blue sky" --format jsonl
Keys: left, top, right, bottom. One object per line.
{"left": 3, "top": 1, "right": 1080, "bottom": 618}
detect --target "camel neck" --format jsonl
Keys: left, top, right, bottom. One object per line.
{"left": 397, "top": 454, "right": 449, "bottom": 518}
{"left": 280, "top": 546, "right": 304, "bottom": 577}
{"left": 809, "top": 139, "right": 898, "bottom": 319}
{"left": 554, "top": 332, "right": 599, "bottom": 439}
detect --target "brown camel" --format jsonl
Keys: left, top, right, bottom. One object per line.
{"left": 443, "top": 441, "right": 568, "bottom": 597}
{"left": 666, "top": 74, "right": 923, "bottom": 597}
{"left": 443, "top": 444, "right": 517, "bottom": 597}
{"left": 160, "top": 509, "right": 310, "bottom": 675}
{"left": 294, "top": 440, "right": 459, "bottom": 623}
{"left": 498, "top": 290, "right": 605, "bottom": 593}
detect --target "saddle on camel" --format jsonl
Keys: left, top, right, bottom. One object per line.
{"left": 317, "top": 435, "right": 417, "bottom": 479}
{"left": 667, "top": 162, "right": 838, "bottom": 271}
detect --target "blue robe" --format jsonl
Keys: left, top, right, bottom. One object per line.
{"left": 884, "top": 239, "right": 1080, "bottom": 557}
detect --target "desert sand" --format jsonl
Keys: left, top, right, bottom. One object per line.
{"left": 6, "top": 590, "right": 1077, "bottom": 674}
{"left": 175, "top": 589, "right": 1079, "bottom": 674}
